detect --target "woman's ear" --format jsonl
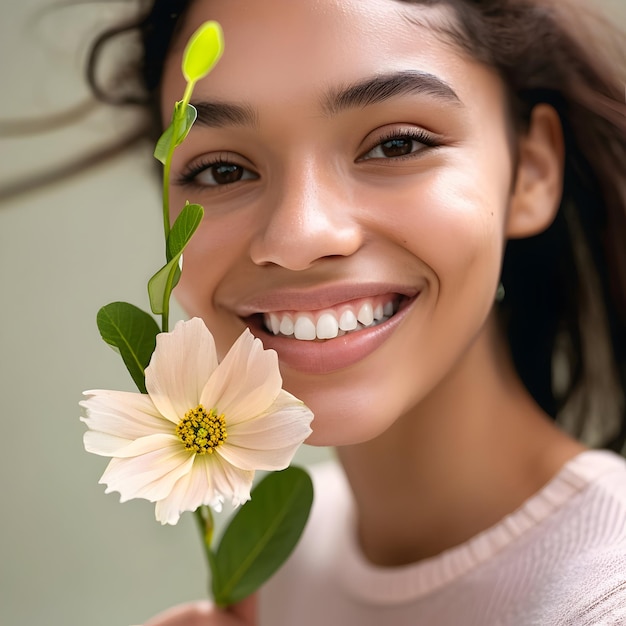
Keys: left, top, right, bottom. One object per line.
{"left": 506, "top": 104, "right": 565, "bottom": 238}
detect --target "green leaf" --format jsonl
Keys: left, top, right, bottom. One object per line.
{"left": 148, "top": 202, "right": 204, "bottom": 315}
{"left": 147, "top": 258, "right": 179, "bottom": 316}
{"left": 167, "top": 202, "right": 204, "bottom": 261}
{"left": 211, "top": 467, "right": 313, "bottom": 607}
{"left": 96, "top": 302, "right": 160, "bottom": 393}
{"left": 170, "top": 261, "right": 183, "bottom": 292}
{"left": 153, "top": 125, "right": 173, "bottom": 165}
{"left": 153, "top": 103, "right": 198, "bottom": 165}
{"left": 182, "top": 21, "right": 224, "bottom": 83}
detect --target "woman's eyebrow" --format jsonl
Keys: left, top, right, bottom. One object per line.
{"left": 190, "top": 101, "right": 258, "bottom": 128}
{"left": 189, "top": 70, "right": 460, "bottom": 129}
{"left": 321, "top": 70, "right": 462, "bottom": 115}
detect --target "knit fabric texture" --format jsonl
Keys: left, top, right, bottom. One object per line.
{"left": 260, "top": 450, "right": 626, "bottom": 625}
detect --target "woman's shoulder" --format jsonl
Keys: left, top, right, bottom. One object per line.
{"left": 522, "top": 449, "right": 626, "bottom": 624}
{"left": 515, "top": 449, "right": 626, "bottom": 569}
{"left": 560, "top": 449, "right": 626, "bottom": 526}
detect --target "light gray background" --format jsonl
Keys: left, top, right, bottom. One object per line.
{"left": 0, "top": 1, "right": 623, "bottom": 625}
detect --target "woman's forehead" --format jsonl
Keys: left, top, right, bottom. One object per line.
{"left": 163, "top": 0, "right": 493, "bottom": 110}
{"left": 170, "top": 0, "right": 456, "bottom": 64}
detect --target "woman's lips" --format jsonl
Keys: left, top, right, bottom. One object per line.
{"left": 245, "top": 294, "right": 417, "bottom": 374}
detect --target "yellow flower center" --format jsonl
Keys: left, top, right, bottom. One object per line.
{"left": 176, "top": 404, "right": 227, "bottom": 454}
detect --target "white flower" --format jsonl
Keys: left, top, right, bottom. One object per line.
{"left": 81, "top": 318, "right": 314, "bottom": 525}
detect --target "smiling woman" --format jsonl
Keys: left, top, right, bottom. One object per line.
{"left": 78, "top": 0, "right": 626, "bottom": 624}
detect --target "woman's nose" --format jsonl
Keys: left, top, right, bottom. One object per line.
{"left": 249, "top": 159, "right": 363, "bottom": 270}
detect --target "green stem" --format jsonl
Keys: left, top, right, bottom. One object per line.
{"left": 162, "top": 153, "right": 173, "bottom": 242}
{"left": 160, "top": 261, "right": 180, "bottom": 333}
{"left": 194, "top": 507, "right": 218, "bottom": 600}
{"left": 194, "top": 506, "right": 215, "bottom": 561}
{"left": 161, "top": 308, "right": 169, "bottom": 335}
{"left": 181, "top": 81, "right": 195, "bottom": 110}
{"left": 160, "top": 81, "right": 198, "bottom": 331}
{"left": 161, "top": 82, "right": 195, "bottom": 260}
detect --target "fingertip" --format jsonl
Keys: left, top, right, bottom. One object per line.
{"left": 226, "top": 594, "right": 258, "bottom": 625}
{"left": 143, "top": 600, "right": 214, "bottom": 626}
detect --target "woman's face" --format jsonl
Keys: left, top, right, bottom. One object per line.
{"left": 161, "top": 0, "right": 517, "bottom": 446}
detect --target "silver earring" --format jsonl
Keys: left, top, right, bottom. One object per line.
{"left": 495, "top": 282, "right": 505, "bottom": 303}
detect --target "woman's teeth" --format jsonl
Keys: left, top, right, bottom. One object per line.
{"left": 263, "top": 300, "right": 396, "bottom": 341}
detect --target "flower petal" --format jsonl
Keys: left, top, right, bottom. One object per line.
{"left": 80, "top": 389, "right": 169, "bottom": 454}
{"left": 99, "top": 434, "right": 194, "bottom": 503}
{"left": 145, "top": 318, "right": 218, "bottom": 423}
{"left": 200, "top": 329, "right": 282, "bottom": 424}
{"left": 217, "top": 441, "right": 306, "bottom": 472}
{"left": 154, "top": 454, "right": 223, "bottom": 525}
{"left": 210, "top": 454, "right": 254, "bottom": 507}
{"left": 109, "top": 433, "right": 182, "bottom": 458}
{"left": 227, "top": 390, "right": 313, "bottom": 449}
{"left": 83, "top": 431, "right": 137, "bottom": 457}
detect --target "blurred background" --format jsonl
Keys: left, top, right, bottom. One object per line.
{"left": 0, "top": 1, "right": 623, "bottom": 625}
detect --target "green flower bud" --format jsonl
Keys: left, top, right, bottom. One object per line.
{"left": 182, "top": 21, "right": 225, "bottom": 84}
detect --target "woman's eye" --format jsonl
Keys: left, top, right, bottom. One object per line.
{"left": 184, "top": 161, "right": 258, "bottom": 187}
{"left": 360, "top": 132, "right": 436, "bottom": 161}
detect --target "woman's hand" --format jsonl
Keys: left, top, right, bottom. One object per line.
{"left": 142, "top": 595, "right": 257, "bottom": 626}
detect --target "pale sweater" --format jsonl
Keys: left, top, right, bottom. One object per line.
{"left": 259, "top": 450, "right": 626, "bottom": 625}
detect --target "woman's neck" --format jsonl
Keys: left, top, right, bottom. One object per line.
{"left": 336, "top": 316, "right": 585, "bottom": 567}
